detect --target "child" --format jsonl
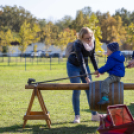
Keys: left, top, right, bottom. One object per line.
{"left": 94, "top": 42, "right": 125, "bottom": 105}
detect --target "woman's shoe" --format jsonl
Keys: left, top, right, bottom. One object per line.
{"left": 73, "top": 115, "right": 80, "bottom": 123}
{"left": 91, "top": 112, "right": 100, "bottom": 121}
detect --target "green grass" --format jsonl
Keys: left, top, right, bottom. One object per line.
{"left": 0, "top": 58, "right": 134, "bottom": 134}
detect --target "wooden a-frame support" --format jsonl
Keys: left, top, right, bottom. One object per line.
{"left": 23, "top": 87, "right": 51, "bottom": 128}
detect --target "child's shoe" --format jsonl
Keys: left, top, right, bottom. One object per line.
{"left": 98, "top": 96, "right": 109, "bottom": 105}
{"left": 73, "top": 115, "right": 80, "bottom": 123}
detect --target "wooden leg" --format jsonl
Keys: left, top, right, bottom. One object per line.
{"left": 38, "top": 90, "right": 48, "bottom": 113}
{"left": 26, "top": 90, "right": 35, "bottom": 115}
{"left": 23, "top": 120, "right": 27, "bottom": 128}
{"left": 46, "top": 120, "right": 51, "bottom": 128}
{"left": 36, "top": 90, "right": 47, "bottom": 113}
{"left": 23, "top": 89, "right": 35, "bottom": 128}
{"left": 23, "top": 88, "right": 51, "bottom": 128}
{"left": 36, "top": 90, "right": 51, "bottom": 127}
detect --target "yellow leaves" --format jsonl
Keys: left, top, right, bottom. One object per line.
{"left": 43, "top": 25, "right": 51, "bottom": 34}
{"left": 18, "top": 20, "right": 41, "bottom": 52}
{"left": 32, "top": 24, "right": 40, "bottom": 33}
{"left": 33, "top": 45, "right": 37, "bottom": 52}
{"left": 84, "top": 14, "right": 103, "bottom": 52}
{"left": 43, "top": 21, "right": 76, "bottom": 51}
{"left": 101, "top": 14, "right": 126, "bottom": 45}
{"left": 0, "top": 29, "right": 14, "bottom": 46}
{"left": 76, "top": 11, "right": 84, "bottom": 26}
{"left": 126, "top": 23, "right": 134, "bottom": 46}
{"left": 56, "top": 29, "right": 76, "bottom": 51}
{"left": 44, "top": 37, "right": 51, "bottom": 47}
{"left": 95, "top": 38, "right": 103, "bottom": 52}
{"left": 43, "top": 23, "right": 59, "bottom": 48}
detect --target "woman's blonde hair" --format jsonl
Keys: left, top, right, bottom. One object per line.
{"left": 77, "top": 27, "right": 94, "bottom": 40}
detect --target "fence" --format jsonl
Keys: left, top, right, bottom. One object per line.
{"left": 0, "top": 51, "right": 131, "bottom": 71}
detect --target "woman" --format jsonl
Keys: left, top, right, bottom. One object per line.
{"left": 67, "top": 27, "right": 100, "bottom": 123}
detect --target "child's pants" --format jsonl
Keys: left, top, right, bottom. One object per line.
{"left": 101, "top": 75, "right": 121, "bottom": 97}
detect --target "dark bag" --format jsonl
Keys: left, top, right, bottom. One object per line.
{"left": 65, "top": 39, "right": 82, "bottom": 58}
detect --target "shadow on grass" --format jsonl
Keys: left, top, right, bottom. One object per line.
{"left": 81, "top": 109, "right": 107, "bottom": 114}
{"left": 0, "top": 123, "right": 98, "bottom": 134}
{"left": 127, "top": 103, "right": 134, "bottom": 117}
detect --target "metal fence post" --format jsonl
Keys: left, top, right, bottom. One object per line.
{"left": 8, "top": 55, "right": 10, "bottom": 66}
{"left": 25, "top": 53, "right": 26, "bottom": 71}
{"left": 50, "top": 56, "right": 52, "bottom": 70}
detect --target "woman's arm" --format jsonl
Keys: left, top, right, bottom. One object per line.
{"left": 132, "top": 51, "right": 134, "bottom": 59}
{"left": 89, "top": 41, "right": 98, "bottom": 71}
{"left": 74, "top": 41, "right": 88, "bottom": 77}
{"left": 126, "top": 51, "right": 134, "bottom": 68}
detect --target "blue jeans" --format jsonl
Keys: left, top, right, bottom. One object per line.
{"left": 67, "top": 61, "right": 96, "bottom": 115}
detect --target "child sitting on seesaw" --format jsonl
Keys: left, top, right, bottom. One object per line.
{"left": 94, "top": 42, "right": 125, "bottom": 105}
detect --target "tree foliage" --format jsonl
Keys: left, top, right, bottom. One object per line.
{"left": 100, "top": 13, "right": 126, "bottom": 45}
{"left": 0, "top": 29, "right": 14, "bottom": 51}
{"left": 0, "top": 5, "right": 37, "bottom": 32}
{"left": 84, "top": 13, "right": 103, "bottom": 51}
{"left": 1, "top": 5, "right": 134, "bottom": 51}
{"left": 16, "top": 21, "right": 40, "bottom": 52}
{"left": 56, "top": 28, "right": 76, "bottom": 51}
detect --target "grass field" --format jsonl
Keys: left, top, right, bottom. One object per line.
{"left": 0, "top": 58, "right": 134, "bottom": 134}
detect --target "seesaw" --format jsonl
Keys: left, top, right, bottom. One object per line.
{"left": 23, "top": 81, "right": 134, "bottom": 128}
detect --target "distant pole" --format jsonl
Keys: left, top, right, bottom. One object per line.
{"left": 32, "top": 57, "right": 33, "bottom": 65}
{"left": 25, "top": 53, "right": 26, "bottom": 71}
{"left": 8, "top": 55, "right": 10, "bottom": 66}
{"left": 37, "top": 56, "right": 38, "bottom": 65}
{"left": 50, "top": 56, "right": 52, "bottom": 70}
{"left": 58, "top": 54, "right": 60, "bottom": 64}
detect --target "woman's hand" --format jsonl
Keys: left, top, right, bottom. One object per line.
{"left": 94, "top": 70, "right": 100, "bottom": 78}
{"left": 95, "top": 73, "right": 100, "bottom": 78}
{"left": 85, "top": 77, "right": 91, "bottom": 84}
{"left": 127, "top": 59, "right": 134, "bottom": 68}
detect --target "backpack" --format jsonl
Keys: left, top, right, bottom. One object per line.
{"left": 65, "top": 40, "right": 82, "bottom": 58}
{"left": 65, "top": 42, "right": 75, "bottom": 58}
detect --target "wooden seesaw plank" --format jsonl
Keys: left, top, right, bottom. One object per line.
{"left": 25, "top": 83, "right": 134, "bottom": 90}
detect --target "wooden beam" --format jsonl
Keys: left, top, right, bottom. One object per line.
{"left": 25, "top": 83, "right": 134, "bottom": 90}
{"left": 24, "top": 115, "right": 49, "bottom": 120}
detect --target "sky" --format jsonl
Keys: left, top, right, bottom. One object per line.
{"left": 1, "top": 0, "right": 134, "bottom": 22}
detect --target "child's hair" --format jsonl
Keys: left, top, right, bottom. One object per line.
{"left": 77, "top": 27, "right": 94, "bottom": 40}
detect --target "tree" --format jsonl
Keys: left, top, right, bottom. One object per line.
{"left": 126, "top": 23, "right": 134, "bottom": 49}
{"left": 114, "top": 15, "right": 126, "bottom": 45}
{"left": 114, "top": 8, "right": 130, "bottom": 26}
{"left": 0, "top": 5, "right": 37, "bottom": 32}
{"left": 84, "top": 13, "right": 103, "bottom": 51}
{"left": 33, "top": 45, "right": 37, "bottom": 52}
{"left": 101, "top": 13, "right": 126, "bottom": 45}
{"left": 38, "top": 19, "right": 46, "bottom": 28}
{"left": 0, "top": 29, "right": 14, "bottom": 52}
{"left": 81, "top": 6, "right": 92, "bottom": 17}
{"left": 56, "top": 28, "right": 76, "bottom": 51}
{"left": 16, "top": 21, "right": 40, "bottom": 52}
{"left": 43, "top": 22, "right": 59, "bottom": 50}
{"left": 75, "top": 10, "right": 84, "bottom": 31}
{"left": 55, "top": 15, "right": 73, "bottom": 31}
{"left": 31, "top": 23, "right": 41, "bottom": 43}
